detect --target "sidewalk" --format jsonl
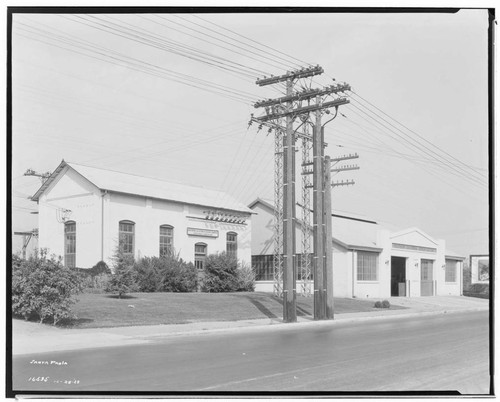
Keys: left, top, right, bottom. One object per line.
{"left": 12, "top": 296, "right": 489, "bottom": 356}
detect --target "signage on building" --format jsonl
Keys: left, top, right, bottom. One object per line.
{"left": 187, "top": 227, "right": 219, "bottom": 238}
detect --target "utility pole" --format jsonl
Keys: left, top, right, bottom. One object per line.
{"left": 24, "top": 169, "right": 51, "bottom": 183}
{"left": 14, "top": 229, "right": 38, "bottom": 259}
{"left": 252, "top": 66, "right": 351, "bottom": 322}
{"left": 313, "top": 99, "right": 325, "bottom": 320}
{"left": 324, "top": 155, "right": 334, "bottom": 319}
{"left": 282, "top": 76, "right": 297, "bottom": 322}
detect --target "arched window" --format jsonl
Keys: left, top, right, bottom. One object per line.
{"left": 159, "top": 225, "right": 174, "bottom": 257}
{"left": 194, "top": 243, "right": 207, "bottom": 270}
{"left": 226, "top": 232, "right": 237, "bottom": 259}
{"left": 119, "top": 220, "right": 135, "bottom": 255}
{"left": 64, "top": 221, "right": 76, "bottom": 268}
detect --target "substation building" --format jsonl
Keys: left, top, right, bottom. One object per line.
{"left": 30, "top": 160, "right": 464, "bottom": 298}
{"left": 31, "top": 161, "right": 253, "bottom": 270}
{"left": 249, "top": 198, "right": 465, "bottom": 298}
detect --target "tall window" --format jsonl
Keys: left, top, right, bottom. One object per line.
{"left": 64, "top": 221, "right": 76, "bottom": 268}
{"left": 252, "top": 255, "right": 274, "bottom": 281}
{"left": 195, "top": 243, "right": 207, "bottom": 270}
{"left": 357, "top": 251, "right": 378, "bottom": 281}
{"left": 226, "top": 232, "right": 237, "bottom": 259}
{"left": 445, "top": 260, "right": 457, "bottom": 282}
{"left": 119, "top": 220, "right": 135, "bottom": 255}
{"left": 159, "top": 225, "right": 174, "bottom": 256}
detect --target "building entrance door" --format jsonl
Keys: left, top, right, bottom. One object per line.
{"left": 391, "top": 256, "right": 406, "bottom": 296}
{"left": 420, "top": 259, "right": 434, "bottom": 296}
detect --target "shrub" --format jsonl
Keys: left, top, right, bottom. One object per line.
{"left": 158, "top": 255, "right": 197, "bottom": 292}
{"left": 202, "top": 252, "right": 239, "bottom": 292}
{"left": 237, "top": 263, "right": 256, "bottom": 292}
{"left": 89, "top": 261, "right": 111, "bottom": 276}
{"left": 381, "top": 300, "right": 391, "bottom": 308}
{"left": 134, "top": 254, "right": 198, "bottom": 292}
{"left": 105, "top": 247, "right": 136, "bottom": 298}
{"left": 12, "top": 249, "right": 82, "bottom": 325}
{"left": 133, "top": 256, "right": 162, "bottom": 292}
{"left": 374, "top": 301, "right": 382, "bottom": 308}
{"left": 75, "top": 261, "right": 112, "bottom": 293}
{"left": 202, "top": 252, "right": 255, "bottom": 293}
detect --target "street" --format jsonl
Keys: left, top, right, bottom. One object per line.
{"left": 12, "top": 310, "right": 490, "bottom": 394}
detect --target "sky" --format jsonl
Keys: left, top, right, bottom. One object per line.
{"left": 10, "top": 8, "right": 491, "bottom": 258}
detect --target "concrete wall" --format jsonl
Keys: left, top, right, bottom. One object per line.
{"left": 104, "top": 193, "right": 252, "bottom": 267}
{"left": 333, "top": 243, "right": 352, "bottom": 298}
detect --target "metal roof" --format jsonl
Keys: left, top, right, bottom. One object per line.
{"left": 248, "top": 198, "right": 381, "bottom": 251}
{"left": 32, "top": 161, "right": 253, "bottom": 214}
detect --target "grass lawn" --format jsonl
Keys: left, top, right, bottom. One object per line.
{"left": 60, "top": 292, "right": 404, "bottom": 329}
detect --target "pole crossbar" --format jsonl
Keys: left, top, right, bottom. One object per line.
{"left": 254, "top": 84, "right": 351, "bottom": 108}
{"left": 254, "top": 98, "right": 349, "bottom": 123}
{"left": 256, "top": 65, "right": 323, "bottom": 86}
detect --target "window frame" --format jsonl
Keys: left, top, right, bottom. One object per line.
{"left": 356, "top": 251, "right": 379, "bottom": 282}
{"left": 159, "top": 224, "right": 174, "bottom": 257}
{"left": 445, "top": 259, "right": 457, "bottom": 283}
{"left": 119, "top": 220, "right": 135, "bottom": 256}
{"left": 64, "top": 220, "right": 76, "bottom": 268}
{"left": 226, "top": 231, "right": 238, "bottom": 259}
{"left": 194, "top": 242, "right": 207, "bottom": 270}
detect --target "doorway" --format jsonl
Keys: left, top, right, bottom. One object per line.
{"left": 391, "top": 256, "right": 406, "bottom": 296}
{"left": 420, "top": 259, "right": 434, "bottom": 296}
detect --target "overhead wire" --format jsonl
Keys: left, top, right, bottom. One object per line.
{"left": 350, "top": 90, "right": 487, "bottom": 174}
{"left": 14, "top": 20, "right": 257, "bottom": 104}
{"left": 346, "top": 101, "right": 487, "bottom": 188}
{"left": 67, "top": 14, "right": 264, "bottom": 79}
{"left": 156, "top": 14, "right": 296, "bottom": 73}
{"left": 191, "top": 14, "right": 313, "bottom": 67}
{"left": 172, "top": 14, "right": 301, "bottom": 71}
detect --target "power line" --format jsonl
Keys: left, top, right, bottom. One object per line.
{"left": 68, "top": 14, "right": 265, "bottom": 79}
{"left": 346, "top": 101, "right": 487, "bottom": 188}
{"left": 349, "top": 92, "right": 487, "bottom": 183}
{"left": 15, "top": 20, "right": 256, "bottom": 104}
{"left": 173, "top": 14, "right": 301, "bottom": 71}
{"left": 192, "top": 14, "right": 313, "bottom": 68}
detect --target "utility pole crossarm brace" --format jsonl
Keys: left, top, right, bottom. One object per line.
{"left": 256, "top": 65, "right": 323, "bottom": 86}
{"left": 254, "top": 84, "right": 351, "bottom": 108}
{"left": 331, "top": 165, "right": 360, "bottom": 173}
{"left": 254, "top": 98, "right": 350, "bottom": 123}
{"left": 331, "top": 180, "right": 355, "bottom": 187}
{"left": 330, "top": 153, "right": 359, "bottom": 162}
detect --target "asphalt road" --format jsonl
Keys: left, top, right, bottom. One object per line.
{"left": 12, "top": 310, "right": 490, "bottom": 395}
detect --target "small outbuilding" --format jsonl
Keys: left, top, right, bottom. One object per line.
{"left": 31, "top": 161, "right": 253, "bottom": 269}
{"left": 249, "top": 198, "right": 464, "bottom": 298}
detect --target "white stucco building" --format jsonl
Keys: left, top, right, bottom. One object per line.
{"left": 250, "top": 198, "right": 464, "bottom": 298}
{"left": 31, "top": 161, "right": 253, "bottom": 270}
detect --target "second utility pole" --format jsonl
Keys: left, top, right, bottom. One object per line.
{"left": 313, "top": 99, "right": 325, "bottom": 320}
{"left": 283, "top": 76, "right": 297, "bottom": 322}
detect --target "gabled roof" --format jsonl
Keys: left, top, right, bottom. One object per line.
{"left": 32, "top": 160, "right": 253, "bottom": 214}
{"left": 248, "top": 198, "right": 382, "bottom": 252}
{"left": 390, "top": 227, "right": 438, "bottom": 245}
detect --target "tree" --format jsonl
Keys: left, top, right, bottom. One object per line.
{"left": 105, "top": 246, "right": 136, "bottom": 298}
{"left": 12, "top": 249, "right": 82, "bottom": 325}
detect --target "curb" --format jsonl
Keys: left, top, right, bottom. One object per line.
{"left": 144, "top": 306, "right": 490, "bottom": 339}
{"left": 13, "top": 306, "right": 489, "bottom": 356}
